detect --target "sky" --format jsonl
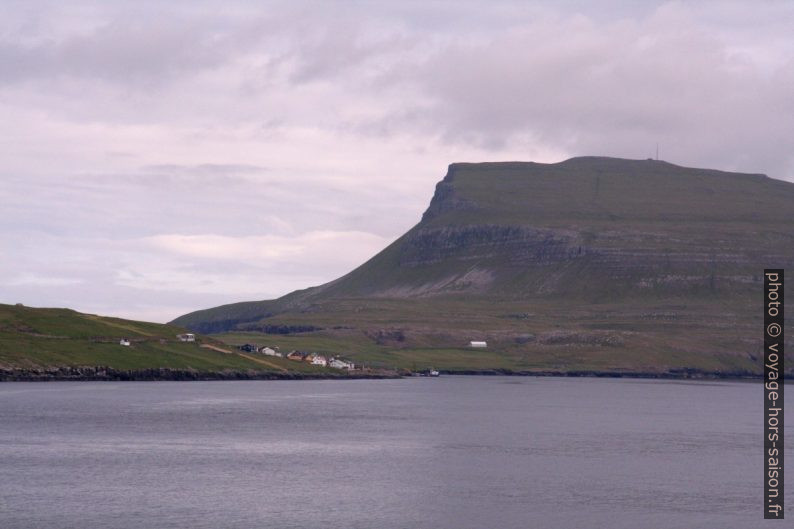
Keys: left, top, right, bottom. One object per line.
{"left": 1, "top": 0, "right": 793, "bottom": 322}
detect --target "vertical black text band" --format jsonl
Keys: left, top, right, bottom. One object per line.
{"left": 764, "top": 269, "right": 784, "bottom": 519}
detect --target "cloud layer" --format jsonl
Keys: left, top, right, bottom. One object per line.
{"left": 2, "top": 1, "right": 792, "bottom": 321}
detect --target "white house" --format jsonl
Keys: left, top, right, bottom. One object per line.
{"left": 260, "top": 346, "right": 282, "bottom": 357}
{"left": 329, "top": 358, "right": 355, "bottom": 370}
{"left": 119, "top": 338, "right": 131, "bottom": 346}
{"left": 310, "top": 354, "right": 328, "bottom": 367}
{"left": 469, "top": 341, "right": 487, "bottom": 348}
{"left": 177, "top": 333, "right": 195, "bottom": 342}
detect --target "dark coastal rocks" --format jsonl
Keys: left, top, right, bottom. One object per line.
{"left": 435, "top": 368, "right": 768, "bottom": 380}
{"left": 0, "top": 366, "right": 400, "bottom": 382}
{"left": 1, "top": 366, "right": 785, "bottom": 382}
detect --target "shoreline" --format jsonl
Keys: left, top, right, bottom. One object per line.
{"left": 0, "top": 366, "right": 787, "bottom": 382}
{"left": 0, "top": 367, "right": 400, "bottom": 382}
{"left": 435, "top": 368, "right": 781, "bottom": 381}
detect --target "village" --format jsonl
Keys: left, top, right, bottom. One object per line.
{"left": 235, "top": 343, "right": 357, "bottom": 370}
{"left": 114, "top": 332, "right": 358, "bottom": 371}
{"left": 113, "top": 333, "right": 488, "bottom": 376}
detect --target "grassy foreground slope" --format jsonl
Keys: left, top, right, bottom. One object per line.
{"left": 0, "top": 303, "right": 331, "bottom": 376}
{"left": 173, "top": 157, "right": 794, "bottom": 377}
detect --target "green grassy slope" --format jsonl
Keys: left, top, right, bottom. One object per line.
{"left": 213, "top": 297, "right": 774, "bottom": 375}
{"left": 0, "top": 303, "right": 328, "bottom": 374}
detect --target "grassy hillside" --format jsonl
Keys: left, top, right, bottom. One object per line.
{"left": 0, "top": 303, "right": 330, "bottom": 375}
{"left": 212, "top": 297, "right": 774, "bottom": 375}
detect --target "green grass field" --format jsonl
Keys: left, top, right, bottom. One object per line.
{"left": 0, "top": 304, "right": 330, "bottom": 374}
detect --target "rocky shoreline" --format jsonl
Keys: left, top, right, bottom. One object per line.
{"left": 0, "top": 366, "right": 401, "bottom": 382}
{"left": 436, "top": 368, "right": 777, "bottom": 381}
{"left": 1, "top": 366, "right": 788, "bottom": 382}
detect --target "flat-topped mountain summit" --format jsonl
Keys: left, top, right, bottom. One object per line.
{"left": 172, "top": 157, "right": 792, "bottom": 375}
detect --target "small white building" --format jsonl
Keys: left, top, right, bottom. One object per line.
{"left": 469, "top": 341, "right": 487, "bottom": 348}
{"left": 260, "top": 347, "right": 282, "bottom": 357}
{"left": 329, "top": 358, "right": 355, "bottom": 370}
{"left": 119, "top": 338, "right": 131, "bottom": 346}
{"left": 310, "top": 354, "right": 328, "bottom": 367}
{"left": 177, "top": 333, "right": 195, "bottom": 342}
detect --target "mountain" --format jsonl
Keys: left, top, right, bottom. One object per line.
{"left": 172, "top": 157, "right": 794, "bottom": 376}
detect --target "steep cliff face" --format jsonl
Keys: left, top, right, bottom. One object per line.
{"left": 172, "top": 157, "right": 794, "bottom": 332}
{"left": 420, "top": 165, "right": 479, "bottom": 222}
{"left": 399, "top": 225, "right": 581, "bottom": 267}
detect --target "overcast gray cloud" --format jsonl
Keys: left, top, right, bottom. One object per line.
{"left": 1, "top": 0, "right": 792, "bottom": 321}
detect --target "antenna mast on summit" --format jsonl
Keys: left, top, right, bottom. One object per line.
{"left": 656, "top": 143, "right": 659, "bottom": 161}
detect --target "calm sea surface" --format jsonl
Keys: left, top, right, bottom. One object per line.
{"left": 0, "top": 377, "right": 789, "bottom": 528}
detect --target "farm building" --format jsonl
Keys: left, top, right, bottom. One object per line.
{"left": 259, "top": 346, "right": 282, "bottom": 357}
{"left": 305, "top": 353, "right": 328, "bottom": 367}
{"left": 286, "top": 351, "right": 304, "bottom": 361}
{"left": 329, "top": 358, "right": 355, "bottom": 370}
